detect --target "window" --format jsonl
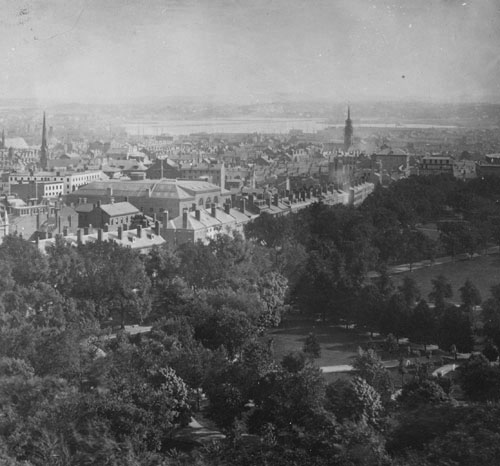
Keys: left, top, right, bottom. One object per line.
{"left": 198, "top": 198, "right": 204, "bottom": 206}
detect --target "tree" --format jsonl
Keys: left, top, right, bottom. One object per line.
{"left": 398, "top": 379, "right": 448, "bottom": 408}
{"left": 483, "top": 341, "right": 499, "bottom": 362}
{"left": 458, "top": 354, "right": 500, "bottom": 402}
{"left": 0, "top": 235, "right": 49, "bottom": 286}
{"left": 325, "top": 376, "right": 383, "bottom": 426}
{"left": 398, "top": 276, "right": 421, "bottom": 308}
{"left": 76, "top": 241, "right": 152, "bottom": 328}
{"left": 408, "top": 300, "right": 438, "bottom": 351}
{"left": 353, "top": 348, "right": 393, "bottom": 403}
{"left": 206, "top": 382, "right": 245, "bottom": 430}
{"left": 193, "top": 306, "right": 255, "bottom": 359}
{"left": 459, "top": 279, "right": 481, "bottom": 310}
{"left": 281, "top": 351, "right": 307, "bottom": 373}
{"left": 378, "top": 293, "right": 410, "bottom": 341}
{"left": 355, "top": 284, "right": 385, "bottom": 337}
{"left": 303, "top": 332, "right": 321, "bottom": 358}
{"left": 428, "top": 275, "right": 453, "bottom": 310}
{"left": 437, "top": 306, "right": 474, "bottom": 353}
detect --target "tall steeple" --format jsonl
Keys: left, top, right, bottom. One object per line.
{"left": 40, "top": 112, "right": 48, "bottom": 170}
{"left": 1, "top": 129, "right": 5, "bottom": 150}
{"left": 344, "top": 105, "right": 353, "bottom": 152}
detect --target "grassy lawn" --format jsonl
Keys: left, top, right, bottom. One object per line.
{"left": 395, "top": 253, "right": 500, "bottom": 303}
{"left": 268, "top": 319, "right": 373, "bottom": 368}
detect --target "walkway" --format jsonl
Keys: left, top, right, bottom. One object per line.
{"left": 321, "top": 359, "right": 400, "bottom": 373}
{"left": 367, "top": 246, "right": 500, "bottom": 278}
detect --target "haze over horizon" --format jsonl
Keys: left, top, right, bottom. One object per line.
{"left": 1, "top": 0, "right": 499, "bottom": 106}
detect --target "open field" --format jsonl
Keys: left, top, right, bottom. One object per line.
{"left": 268, "top": 320, "right": 373, "bottom": 368}
{"left": 395, "top": 253, "right": 500, "bottom": 303}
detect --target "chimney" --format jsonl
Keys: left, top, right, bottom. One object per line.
{"left": 248, "top": 194, "right": 254, "bottom": 205}
{"left": 117, "top": 225, "right": 123, "bottom": 240}
{"left": 88, "top": 224, "right": 93, "bottom": 234}
{"left": 107, "top": 187, "right": 113, "bottom": 197}
{"left": 240, "top": 198, "right": 246, "bottom": 213}
{"left": 224, "top": 203, "right": 230, "bottom": 214}
{"left": 137, "top": 225, "right": 142, "bottom": 238}
{"left": 83, "top": 227, "right": 89, "bottom": 235}
{"left": 97, "top": 200, "right": 101, "bottom": 207}
{"left": 36, "top": 213, "right": 40, "bottom": 230}
{"left": 110, "top": 197, "right": 115, "bottom": 204}
{"left": 77, "top": 229, "right": 82, "bottom": 244}
{"left": 273, "top": 194, "right": 279, "bottom": 206}
{"left": 63, "top": 226, "right": 68, "bottom": 236}
{"left": 68, "top": 215, "right": 72, "bottom": 227}
{"left": 103, "top": 223, "right": 109, "bottom": 232}
{"left": 97, "top": 228, "right": 103, "bottom": 241}
{"left": 162, "top": 211, "right": 169, "bottom": 237}
{"left": 195, "top": 209, "right": 201, "bottom": 221}
{"left": 146, "top": 188, "right": 152, "bottom": 197}
{"left": 152, "top": 213, "right": 157, "bottom": 222}
{"left": 125, "top": 196, "right": 129, "bottom": 202}
{"left": 154, "top": 220, "right": 160, "bottom": 235}
{"left": 266, "top": 198, "right": 271, "bottom": 208}
{"left": 58, "top": 217, "right": 61, "bottom": 233}
{"left": 211, "top": 203, "right": 216, "bottom": 217}
{"left": 182, "top": 209, "right": 188, "bottom": 229}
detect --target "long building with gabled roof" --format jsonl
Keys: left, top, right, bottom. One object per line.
{"left": 66, "top": 179, "right": 232, "bottom": 219}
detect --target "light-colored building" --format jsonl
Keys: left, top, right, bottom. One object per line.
{"left": 9, "top": 180, "right": 64, "bottom": 202}
{"left": 9, "top": 170, "right": 108, "bottom": 194}
{"left": 419, "top": 156, "right": 453, "bottom": 176}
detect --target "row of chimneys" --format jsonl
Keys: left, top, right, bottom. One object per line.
{"left": 38, "top": 220, "right": 164, "bottom": 244}
{"left": 77, "top": 195, "right": 130, "bottom": 206}
{"left": 181, "top": 202, "right": 232, "bottom": 228}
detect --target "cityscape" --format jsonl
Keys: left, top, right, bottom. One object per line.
{"left": 1, "top": 1, "right": 500, "bottom": 465}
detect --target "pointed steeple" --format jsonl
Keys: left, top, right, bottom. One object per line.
{"left": 344, "top": 104, "right": 353, "bottom": 152}
{"left": 40, "top": 112, "right": 48, "bottom": 170}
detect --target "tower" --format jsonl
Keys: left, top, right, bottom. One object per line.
{"left": 344, "top": 105, "right": 353, "bottom": 152}
{"left": 40, "top": 112, "right": 48, "bottom": 170}
{"left": 1, "top": 129, "right": 5, "bottom": 149}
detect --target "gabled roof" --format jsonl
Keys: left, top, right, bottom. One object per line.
{"left": 100, "top": 202, "right": 140, "bottom": 217}
{"left": 71, "top": 179, "right": 228, "bottom": 201}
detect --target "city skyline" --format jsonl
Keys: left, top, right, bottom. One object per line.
{"left": 1, "top": 0, "right": 500, "bottom": 105}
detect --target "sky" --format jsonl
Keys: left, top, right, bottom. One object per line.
{"left": 0, "top": 0, "right": 499, "bottom": 104}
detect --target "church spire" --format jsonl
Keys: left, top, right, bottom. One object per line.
{"left": 40, "top": 112, "right": 48, "bottom": 170}
{"left": 344, "top": 105, "right": 353, "bottom": 152}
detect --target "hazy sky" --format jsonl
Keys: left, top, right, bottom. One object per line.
{"left": 1, "top": 0, "right": 499, "bottom": 104}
